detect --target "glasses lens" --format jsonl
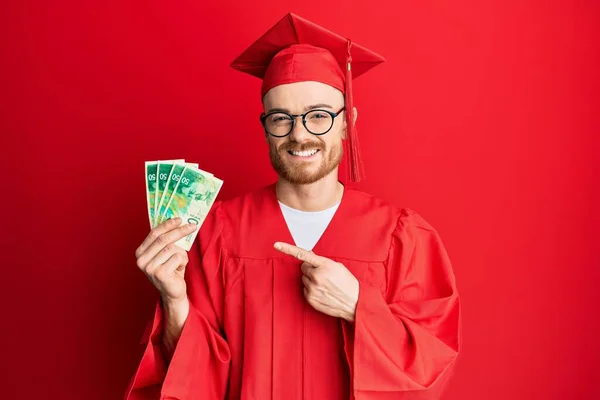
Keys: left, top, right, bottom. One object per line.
{"left": 304, "top": 110, "right": 333, "bottom": 134}
{"left": 265, "top": 113, "right": 293, "bottom": 136}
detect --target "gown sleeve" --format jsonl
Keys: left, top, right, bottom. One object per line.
{"left": 125, "top": 201, "right": 231, "bottom": 400}
{"left": 342, "top": 208, "right": 462, "bottom": 400}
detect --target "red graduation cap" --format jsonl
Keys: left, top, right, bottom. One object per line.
{"left": 230, "top": 13, "right": 386, "bottom": 182}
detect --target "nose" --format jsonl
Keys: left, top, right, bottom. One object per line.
{"left": 288, "top": 116, "right": 313, "bottom": 142}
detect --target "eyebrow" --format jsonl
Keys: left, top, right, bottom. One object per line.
{"left": 266, "top": 103, "right": 334, "bottom": 114}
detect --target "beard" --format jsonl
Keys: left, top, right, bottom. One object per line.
{"left": 269, "top": 138, "right": 343, "bottom": 185}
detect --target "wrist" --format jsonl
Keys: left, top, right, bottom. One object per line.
{"left": 343, "top": 281, "right": 359, "bottom": 322}
{"left": 342, "top": 305, "right": 356, "bottom": 322}
{"left": 162, "top": 295, "right": 190, "bottom": 329}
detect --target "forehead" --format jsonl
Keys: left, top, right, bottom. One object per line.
{"left": 263, "top": 81, "right": 344, "bottom": 111}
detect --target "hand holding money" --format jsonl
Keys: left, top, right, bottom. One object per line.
{"left": 137, "top": 159, "right": 223, "bottom": 325}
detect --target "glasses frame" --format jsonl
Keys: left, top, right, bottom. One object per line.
{"left": 259, "top": 107, "right": 346, "bottom": 137}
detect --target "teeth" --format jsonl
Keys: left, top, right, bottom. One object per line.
{"left": 291, "top": 149, "right": 318, "bottom": 157}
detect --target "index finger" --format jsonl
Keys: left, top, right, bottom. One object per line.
{"left": 274, "top": 242, "right": 326, "bottom": 268}
{"left": 136, "top": 217, "right": 184, "bottom": 258}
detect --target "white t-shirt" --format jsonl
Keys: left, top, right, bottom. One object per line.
{"left": 278, "top": 200, "right": 340, "bottom": 251}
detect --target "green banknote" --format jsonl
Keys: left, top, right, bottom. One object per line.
{"left": 153, "top": 159, "right": 184, "bottom": 226}
{"left": 145, "top": 161, "right": 158, "bottom": 227}
{"left": 161, "top": 167, "right": 223, "bottom": 251}
{"left": 155, "top": 162, "right": 199, "bottom": 226}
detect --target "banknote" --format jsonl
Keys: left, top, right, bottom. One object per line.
{"left": 160, "top": 167, "right": 223, "bottom": 251}
{"left": 155, "top": 162, "right": 198, "bottom": 226}
{"left": 153, "top": 159, "right": 184, "bottom": 226}
{"left": 145, "top": 161, "right": 158, "bottom": 227}
{"left": 144, "top": 159, "right": 223, "bottom": 250}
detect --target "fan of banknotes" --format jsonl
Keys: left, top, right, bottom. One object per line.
{"left": 145, "top": 160, "right": 223, "bottom": 250}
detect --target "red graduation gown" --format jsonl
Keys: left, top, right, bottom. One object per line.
{"left": 125, "top": 183, "right": 461, "bottom": 400}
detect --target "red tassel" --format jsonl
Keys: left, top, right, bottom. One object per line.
{"left": 345, "top": 39, "right": 364, "bottom": 182}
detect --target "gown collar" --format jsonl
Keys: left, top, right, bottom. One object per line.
{"left": 266, "top": 181, "right": 350, "bottom": 257}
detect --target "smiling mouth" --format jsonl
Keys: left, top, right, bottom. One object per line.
{"left": 287, "top": 149, "right": 320, "bottom": 157}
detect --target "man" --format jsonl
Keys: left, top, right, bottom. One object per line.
{"left": 126, "top": 13, "right": 461, "bottom": 400}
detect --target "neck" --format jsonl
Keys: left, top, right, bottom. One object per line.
{"left": 276, "top": 170, "right": 343, "bottom": 212}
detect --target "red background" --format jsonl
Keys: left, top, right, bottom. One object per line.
{"left": 1, "top": 1, "right": 599, "bottom": 399}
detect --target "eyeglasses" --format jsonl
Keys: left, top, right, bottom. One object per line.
{"left": 260, "top": 107, "right": 346, "bottom": 137}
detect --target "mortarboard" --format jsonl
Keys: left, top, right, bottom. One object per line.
{"left": 230, "top": 12, "right": 386, "bottom": 182}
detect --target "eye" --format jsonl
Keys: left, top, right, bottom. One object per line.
{"left": 309, "top": 111, "right": 330, "bottom": 119}
{"left": 267, "top": 113, "right": 292, "bottom": 124}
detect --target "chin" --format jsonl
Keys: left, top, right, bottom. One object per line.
{"left": 277, "top": 162, "right": 339, "bottom": 185}
{"left": 281, "top": 173, "right": 322, "bottom": 185}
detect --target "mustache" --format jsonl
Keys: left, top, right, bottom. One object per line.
{"left": 278, "top": 141, "right": 325, "bottom": 152}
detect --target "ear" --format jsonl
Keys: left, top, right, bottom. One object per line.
{"left": 342, "top": 107, "right": 358, "bottom": 139}
{"left": 260, "top": 110, "right": 269, "bottom": 141}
